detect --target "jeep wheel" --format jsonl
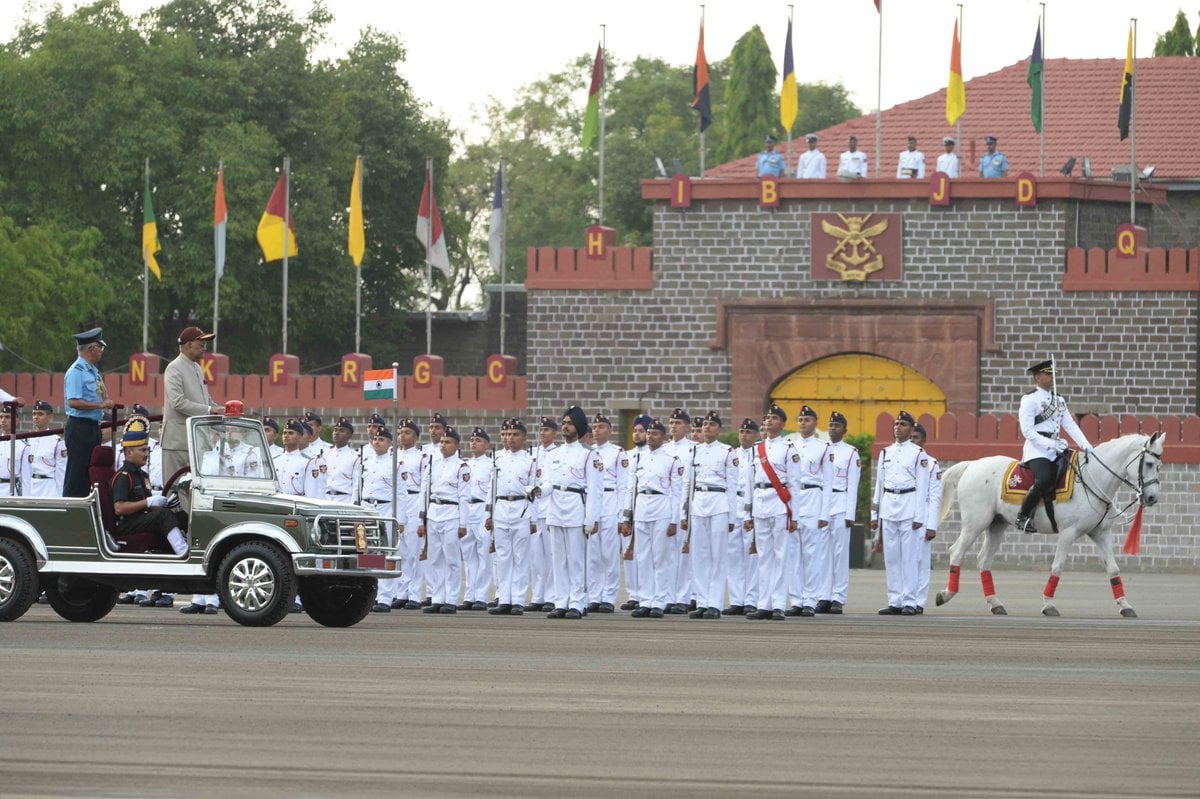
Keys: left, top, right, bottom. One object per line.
{"left": 44, "top": 576, "right": 119, "bottom": 622}
{"left": 0, "top": 538, "right": 39, "bottom": 622}
{"left": 299, "top": 576, "right": 377, "bottom": 628}
{"left": 217, "top": 541, "right": 296, "bottom": 627}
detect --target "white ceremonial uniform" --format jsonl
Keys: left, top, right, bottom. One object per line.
{"left": 785, "top": 435, "right": 835, "bottom": 610}
{"left": 682, "top": 440, "right": 740, "bottom": 612}
{"left": 302, "top": 444, "right": 329, "bottom": 498}
{"left": 491, "top": 448, "right": 536, "bottom": 607}
{"left": 360, "top": 445, "right": 400, "bottom": 605}
{"left": 268, "top": 443, "right": 284, "bottom": 461}
{"left": 936, "top": 151, "right": 960, "bottom": 178}
{"left": 621, "top": 444, "right": 646, "bottom": 605}
{"left": 664, "top": 436, "right": 696, "bottom": 607}
{"left": 625, "top": 446, "right": 683, "bottom": 611}
{"left": 462, "top": 452, "right": 493, "bottom": 605}
{"left": 323, "top": 443, "right": 362, "bottom": 503}
{"left": 539, "top": 441, "right": 602, "bottom": 612}
{"left": 725, "top": 444, "right": 757, "bottom": 610}
{"left": 0, "top": 440, "right": 34, "bottom": 497}
{"left": 743, "top": 436, "right": 803, "bottom": 613}
{"left": 274, "top": 448, "right": 321, "bottom": 498}
{"left": 837, "top": 149, "right": 868, "bottom": 178}
{"left": 1019, "top": 387, "right": 1092, "bottom": 463}
{"left": 896, "top": 148, "right": 926, "bottom": 179}
{"left": 796, "top": 148, "right": 827, "bottom": 179}
{"left": 529, "top": 442, "right": 557, "bottom": 607}
{"left": 587, "top": 441, "right": 626, "bottom": 607}
{"left": 821, "top": 440, "right": 862, "bottom": 607}
{"left": 395, "top": 446, "right": 428, "bottom": 604}
{"left": 871, "top": 439, "right": 931, "bottom": 610}
{"left": 419, "top": 451, "right": 471, "bottom": 607}
{"left": 915, "top": 451, "right": 943, "bottom": 610}
{"left": 28, "top": 431, "right": 69, "bottom": 497}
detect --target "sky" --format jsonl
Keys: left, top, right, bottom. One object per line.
{"left": 0, "top": 0, "right": 1188, "bottom": 142}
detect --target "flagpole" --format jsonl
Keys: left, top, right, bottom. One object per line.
{"left": 1129, "top": 18, "right": 1137, "bottom": 225}
{"left": 390, "top": 361, "right": 399, "bottom": 518}
{"left": 598, "top": 24, "right": 606, "bottom": 227}
{"left": 699, "top": 5, "right": 706, "bottom": 177}
{"left": 143, "top": 158, "right": 150, "bottom": 354}
{"left": 875, "top": 2, "right": 883, "bottom": 177}
{"left": 355, "top": 155, "right": 363, "bottom": 354}
{"left": 282, "top": 156, "right": 290, "bottom": 354}
{"left": 425, "top": 156, "right": 433, "bottom": 356}
{"left": 499, "top": 160, "right": 507, "bottom": 356}
{"left": 1039, "top": 5, "right": 1046, "bottom": 177}
{"left": 214, "top": 159, "right": 222, "bottom": 353}
{"left": 956, "top": 5, "right": 963, "bottom": 151}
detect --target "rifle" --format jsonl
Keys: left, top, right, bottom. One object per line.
{"left": 681, "top": 442, "right": 698, "bottom": 554}
{"left": 747, "top": 450, "right": 758, "bottom": 555}
{"left": 487, "top": 444, "right": 498, "bottom": 554}
{"left": 622, "top": 451, "right": 640, "bottom": 561}
{"left": 418, "top": 452, "right": 431, "bottom": 561}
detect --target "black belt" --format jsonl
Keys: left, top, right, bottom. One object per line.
{"left": 754, "top": 482, "right": 775, "bottom": 489}
{"left": 468, "top": 499, "right": 485, "bottom": 504}
{"left": 497, "top": 495, "right": 528, "bottom": 501}
{"left": 32, "top": 475, "right": 54, "bottom": 480}
{"left": 832, "top": 489, "right": 846, "bottom": 493}
{"left": 800, "top": 484, "right": 821, "bottom": 490}
{"left": 603, "top": 487, "right": 616, "bottom": 492}
{"left": 363, "top": 498, "right": 389, "bottom": 505}
{"left": 430, "top": 498, "right": 459, "bottom": 505}
{"left": 407, "top": 490, "right": 420, "bottom": 495}
{"left": 328, "top": 490, "right": 350, "bottom": 496}
{"left": 1037, "top": 431, "right": 1058, "bottom": 439}
{"left": 553, "top": 485, "right": 585, "bottom": 495}
{"left": 884, "top": 487, "right": 916, "bottom": 495}
{"left": 638, "top": 489, "right": 664, "bottom": 495}
{"left": 694, "top": 486, "right": 725, "bottom": 493}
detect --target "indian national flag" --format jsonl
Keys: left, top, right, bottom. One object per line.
{"left": 363, "top": 368, "right": 397, "bottom": 400}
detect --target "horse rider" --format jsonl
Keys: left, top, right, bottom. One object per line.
{"left": 1016, "top": 360, "right": 1093, "bottom": 533}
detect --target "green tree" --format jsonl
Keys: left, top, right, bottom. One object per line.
{"left": 1152, "top": 10, "right": 1196, "bottom": 55}
{"left": 716, "top": 25, "right": 777, "bottom": 165}
{"left": 796, "top": 83, "right": 862, "bottom": 137}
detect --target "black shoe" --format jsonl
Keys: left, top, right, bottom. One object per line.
{"left": 814, "top": 600, "right": 833, "bottom": 614}
{"left": 587, "top": 602, "right": 601, "bottom": 613}
{"left": 421, "top": 597, "right": 433, "bottom": 607}
{"left": 153, "top": 595, "right": 174, "bottom": 608}
{"left": 546, "top": 608, "right": 566, "bottom": 619}
{"left": 798, "top": 606, "right": 816, "bottom": 617}
{"left": 390, "top": 598, "right": 406, "bottom": 610}
{"left": 404, "top": 600, "right": 421, "bottom": 610}
{"left": 630, "top": 607, "right": 651, "bottom": 618}
{"left": 487, "top": 599, "right": 499, "bottom": 608}
{"left": 901, "top": 606, "right": 917, "bottom": 616}
{"left": 771, "top": 610, "right": 785, "bottom": 620}
{"left": 138, "top": 591, "right": 163, "bottom": 607}
{"left": 488, "top": 604, "right": 512, "bottom": 615}
{"left": 648, "top": 608, "right": 664, "bottom": 618}
{"left": 915, "top": 606, "right": 924, "bottom": 615}
{"left": 371, "top": 602, "right": 391, "bottom": 613}
{"left": 751, "top": 609, "right": 773, "bottom": 620}
{"left": 620, "top": 600, "right": 640, "bottom": 611}
{"left": 510, "top": 605, "right": 524, "bottom": 615}
{"left": 422, "top": 604, "right": 442, "bottom": 614}
{"left": 290, "top": 602, "right": 303, "bottom": 614}
{"left": 703, "top": 607, "right": 721, "bottom": 619}
{"left": 471, "top": 601, "right": 487, "bottom": 611}
{"left": 743, "top": 605, "right": 758, "bottom": 616}
{"left": 667, "top": 603, "right": 687, "bottom": 615}
{"left": 117, "top": 594, "right": 137, "bottom": 605}
{"left": 37, "top": 592, "right": 49, "bottom": 604}
{"left": 878, "top": 606, "right": 902, "bottom": 615}
{"left": 1015, "top": 513, "right": 1038, "bottom": 534}
{"left": 439, "top": 604, "right": 457, "bottom": 614}
{"left": 688, "top": 600, "right": 698, "bottom": 611}
{"left": 784, "top": 605, "right": 804, "bottom": 617}
{"left": 688, "top": 608, "right": 707, "bottom": 619}
{"left": 179, "top": 603, "right": 206, "bottom": 615}
{"left": 565, "top": 608, "right": 583, "bottom": 619}
{"left": 204, "top": 606, "right": 219, "bottom": 615}
{"left": 456, "top": 601, "right": 473, "bottom": 611}
{"left": 829, "top": 601, "right": 844, "bottom": 615}
{"left": 597, "top": 602, "right": 615, "bottom": 613}
{"left": 723, "top": 605, "right": 744, "bottom": 616}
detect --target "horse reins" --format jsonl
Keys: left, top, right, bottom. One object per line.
{"left": 1069, "top": 444, "right": 1159, "bottom": 537}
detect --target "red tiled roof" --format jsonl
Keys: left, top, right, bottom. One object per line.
{"left": 707, "top": 57, "right": 1200, "bottom": 181}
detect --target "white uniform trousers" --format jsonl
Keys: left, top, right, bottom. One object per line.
{"left": 460, "top": 506, "right": 490, "bottom": 603}
{"left": 632, "top": 518, "right": 675, "bottom": 611}
{"left": 916, "top": 532, "right": 932, "bottom": 609}
{"left": 821, "top": 514, "right": 852, "bottom": 605}
{"left": 785, "top": 522, "right": 805, "bottom": 606}
{"left": 621, "top": 530, "right": 641, "bottom": 603}
{"left": 190, "top": 593, "right": 219, "bottom": 608}
{"left": 492, "top": 522, "right": 530, "bottom": 606}
{"left": 426, "top": 518, "right": 463, "bottom": 606}
{"left": 673, "top": 533, "right": 692, "bottom": 605}
{"left": 882, "top": 518, "right": 921, "bottom": 608}
{"left": 688, "top": 513, "right": 728, "bottom": 611}
{"left": 529, "top": 516, "right": 554, "bottom": 605}
{"left": 28, "top": 477, "right": 59, "bottom": 498}
{"left": 400, "top": 509, "right": 424, "bottom": 602}
{"left": 725, "top": 528, "right": 756, "bottom": 608}
{"left": 753, "top": 514, "right": 790, "bottom": 612}
{"left": 371, "top": 503, "right": 400, "bottom": 604}
{"left": 547, "top": 525, "right": 587, "bottom": 612}
{"left": 586, "top": 513, "right": 621, "bottom": 605}
{"left": 798, "top": 522, "right": 833, "bottom": 608}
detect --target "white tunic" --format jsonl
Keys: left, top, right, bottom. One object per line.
{"left": 796, "top": 149, "right": 827, "bottom": 179}
{"left": 742, "top": 435, "right": 803, "bottom": 519}
{"left": 420, "top": 452, "right": 470, "bottom": 528}
{"left": 593, "top": 441, "right": 626, "bottom": 518}
{"left": 936, "top": 151, "right": 960, "bottom": 178}
{"left": 1019, "top": 387, "right": 1092, "bottom": 463}
{"left": 539, "top": 440, "right": 602, "bottom": 528}
{"left": 682, "top": 440, "right": 740, "bottom": 520}
{"left": 837, "top": 150, "right": 868, "bottom": 178}
{"left": 790, "top": 434, "right": 834, "bottom": 522}
{"left": 896, "top": 149, "right": 926, "bottom": 179}
{"left": 828, "top": 440, "right": 862, "bottom": 522}
{"left": 871, "top": 440, "right": 930, "bottom": 523}
{"left": 29, "top": 431, "right": 68, "bottom": 495}
{"left": 491, "top": 449, "right": 536, "bottom": 526}
{"left": 323, "top": 443, "right": 362, "bottom": 502}
{"left": 273, "top": 448, "right": 320, "bottom": 497}
{"left": 625, "top": 446, "right": 683, "bottom": 524}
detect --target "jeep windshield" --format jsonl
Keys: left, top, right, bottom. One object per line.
{"left": 189, "top": 417, "right": 277, "bottom": 490}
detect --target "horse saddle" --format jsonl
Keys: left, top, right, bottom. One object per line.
{"left": 1001, "top": 451, "right": 1077, "bottom": 505}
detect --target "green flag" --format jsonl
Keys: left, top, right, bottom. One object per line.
{"left": 1027, "top": 25, "right": 1043, "bottom": 133}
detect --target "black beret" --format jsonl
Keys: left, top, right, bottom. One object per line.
{"left": 470, "top": 426, "right": 490, "bottom": 442}
{"left": 739, "top": 418, "right": 760, "bottom": 432}
{"left": 32, "top": 400, "right": 54, "bottom": 413}
{"left": 647, "top": 417, "right": 667, "bottom": 434}
{"left": 368, "top": 413, "right": 386, "bottom": 426}
{"left": 374, "top": 426, "right": 392, "bottom": 440}
{"left": 303, "top": 411, "right": 322, "bottom": 424}
{"left": 765, "top": 403, "right": 787, "bottom": 421}
{"left": 540, "top": 416, "right": 559, "bottom": 431}
{"left": 399, "top": 418, "right": 421, "bottom": 435}
{"left": 828, "top": 411, "right": 847, "bottom": 426}
{"left": 430, "top": 412, "right": 448, "bottom": 427}
{"left": 592, "top": 413, "right": 611, "bottom": 426}
{"left": 262, "top": 417, "right": 279, "bottom": 432}
{"left": 285, "top": 419, "right": 305, "bottom": 434}
{"left": 334, "top": 416, "right": 354, "bottom": 433}
{"left": 703, "top": 411, "right": 722, "bottom": 426}
{"left": 896, "top": 410, "right": 916, "bottom": 425}
{"left": 669, "top": 408, "right": 691, "bottom": 423}
{"left": 798, "top": 405, "right": 818, "bottom": 420}
{"left": 442, "top": 425, "right": 461, "bottom": 442}
{"left": 913, "top": 424, "right": 927, "bottom": 436}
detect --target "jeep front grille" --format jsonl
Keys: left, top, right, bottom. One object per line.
{"left": 315, "top": 517, "right": 387, "bottom": 552}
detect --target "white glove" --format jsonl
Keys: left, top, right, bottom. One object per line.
{"left": 1053, "top": 439, "right": 1068, "bottom": 453}
{"left": 146, "top": 494, "right": 168, "bottom": 508}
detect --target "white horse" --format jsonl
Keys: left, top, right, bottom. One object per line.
{"left": 933, "top": 433, "right": 1163, "bottom": 617}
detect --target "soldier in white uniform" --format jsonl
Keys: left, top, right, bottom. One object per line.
{"left": 418, "top": 425, "right": 470, "bottom": 614}
{"left": 323, "top": 417, "right": 362, "bottom": 503}
{"left": 837, "top": 135, "right": 869, "bottom": 178}
{"left": 681, "top": 412, "right": 739, "bottom": 620}
{"left": 896, "top": 135, "right": 926, "bottom": 178}
{"left": 622, "top": 418, "right": 683, "bottom": 618}
{"left": 742, "top": 404, "right": 802, "bottom": 621}
{"left": 586, "top": 414, "right": 625, "bottom": 614}
{"left": 262, "top": 418, "right": 284, "bottom": 461}
{"left": 273, "top": 419, "right": 322, "bottom": 498}
{"left": 936, "top": 136, "right": 960, "bottom": 178}
{"left": 818, "top": 411, "right": 861, "bottom": 614}
{"left": 487, "top": 418, "right": 536, "bottom": 615}
{"left": 618, "top": 415, "right": 651, "bottom": 611}
{"left": 663, "top": 409, "right": 696, "bottom": 614}
{"left": 0, "top": 406, "right": 34, "bottom": 497}
{"left": 538, "top": 406, "right": 602, "bottom": 619}
{"left": 419, "top": 413, "right": 449, "bottom": 607}
{"left": 784, "top": 405, "right": 834, "bottom": 617}
{"left": 459, "top": 427, "right": 493, "bottom": 611}
{"left": 871, "top": 410, "right": 931, "bottom": 615}
{"left": 1016, "top": 359, "right": 1093, "bottom": 533}
{"left": 359, "top": 413, "right": 386, "bottom": 480}
{"left": 910, "top": 424, "right": 943, "bottom": 614}
{"left": 394, "top": 419, "right": 428, "bottom": 609}
{"left": 28, "top": 400, "right": 68, "bottom": 497}
{"left": 364, "top": 426, "right": 399, "bottom": 613}
{"left": 724, "top": 418, "right": 759, "bottom": 616}
{"left": 796, "top": 133, "right": 826, "bottom": 179}
{"left": 528, "top": 417, "right": 558, "bottom": 612}
{"left": 299, "top": 417, "right": 328, "bottom": 499}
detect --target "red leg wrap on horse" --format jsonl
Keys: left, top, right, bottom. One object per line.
{"left": 1110, "top": 576, "right": 1125, "bottom": 600}
{"left": 980, "top": 570, "right": 995, "bottom": 597}
{"left": 1044, "top": 574, "right": 1060, "bottom": 598}
{"left": 948, "top": 565, "right": 960, "bottom": 593}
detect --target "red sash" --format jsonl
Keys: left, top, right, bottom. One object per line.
{"left": 756, "top": 440, "right": 792, "bottom": 521}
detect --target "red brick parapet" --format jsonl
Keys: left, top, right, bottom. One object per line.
{"left": 525, "top": 246, "right": 654, "bottom": 290}
{"left": 1063, "top": 247, "right": 1200, "bottom": 292}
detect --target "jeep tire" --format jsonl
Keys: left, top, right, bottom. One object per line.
{"left": 299, "top": 576, "right": 376, "bottom": 628}
{"left": 0, "top": 538, "right": 39, "bottom": 622}
{"left": 44, "top": 576, "right": 119, "bottom": 622}
{"left": 217, "top": 541, "right": 296, "bottom": 627}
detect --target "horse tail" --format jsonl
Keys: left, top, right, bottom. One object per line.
{"left": 938, "top": 461, "right": 971, "bottom": 527}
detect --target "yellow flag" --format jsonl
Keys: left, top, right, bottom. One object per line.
{"left": 348, "top": 156, "right": 364, "bottom": 267}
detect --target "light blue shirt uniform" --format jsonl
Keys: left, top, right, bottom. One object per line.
{"left": 756, "top": 149, "right": 786, "bottom": 178}
{"left": 64, "top": 356, "right": 103, "bottom": 421}
{"left": 979, "top": 150, "right": 1009, "bottom": 178}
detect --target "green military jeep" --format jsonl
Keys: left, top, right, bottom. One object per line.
{"left": 0, "top": 413, "right": 397, "bottom": 627}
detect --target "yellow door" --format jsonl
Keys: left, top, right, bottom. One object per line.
{"left": 769, "top": 354, "right": 946, "bottom": 435}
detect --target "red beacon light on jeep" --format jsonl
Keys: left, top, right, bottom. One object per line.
{"left": 224, "top": 400, "right": 244, "bottom": 418}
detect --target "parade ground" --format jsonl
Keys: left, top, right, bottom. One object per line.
{"left": 1, "top": 569, "right": 1197, "bottom": 798}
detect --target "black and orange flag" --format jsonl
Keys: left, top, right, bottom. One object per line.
{"left": 692, "top": 21, "right": 712, "bottom": 132}
{"left": 1118, "top": 25, "right": 1133, "bottom": 140}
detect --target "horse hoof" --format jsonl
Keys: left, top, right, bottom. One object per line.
{"left": 1120, "top": 608, "right": 1138, "bottom": 618}
{"left": 1042, "top": 606, "right": 1060, "bottom": 617}
{"left": 990, "top": 606, "right": 1008, "bottom": 616}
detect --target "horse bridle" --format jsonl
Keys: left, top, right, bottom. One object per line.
{"left": 1075, "top": 443, "right": 1161, "bottom": 517}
